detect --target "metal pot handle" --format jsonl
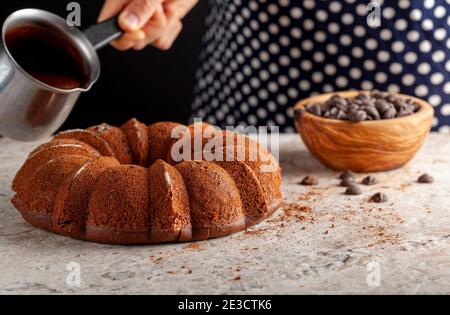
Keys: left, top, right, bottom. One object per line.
{"left": 83, "top": 16, "right": 122, "bottom": 50}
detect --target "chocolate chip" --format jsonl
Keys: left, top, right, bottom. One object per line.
{"left": 383, "top": 108, "right": 397, "bottom": 119}
{"left": 345, "top": 185, "right": 362, "bottom": 195}
{"left": 361, "top": 175, "right": 377, "bottom": 185}
{"left": 348, "top": 110, "right": 367, "bottom": 122}
{"left": 306, "top": 104, "right": 322, "bottom": 116}
{"left": 340, "top": 178, "right": 356, "bottom": 187}
{"left": 304, "top": 91, "right": 418, "bottom": 122}
{"left": 418, "top": 173, "right": 434, "bottom": 184}
{"left": 370, "top": 192, "right": 388, "bottom": 203}
{"left": 339, "top": 170, "right": 355, "bottom": 180}
{"left": 300, "top": 175, "right": 319, "bottom": 186}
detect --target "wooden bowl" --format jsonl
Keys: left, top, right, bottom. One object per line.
{"left": 293, "top": 91, "right": 434, "bottom": 172}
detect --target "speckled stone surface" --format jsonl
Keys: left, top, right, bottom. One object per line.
{"left": 1, "top": 134, "right": 449, "bottom": 294}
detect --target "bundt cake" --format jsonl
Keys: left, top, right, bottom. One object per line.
{"left": 11, "top": 119, "right": 282, "bottom": 244}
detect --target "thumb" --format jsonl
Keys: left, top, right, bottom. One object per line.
{"left": 119, "top": 0, "right": 164, "bottom": 32}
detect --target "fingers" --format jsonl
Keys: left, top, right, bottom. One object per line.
{"left": 118, "top": 0, "right": 164, "bottom": 32}
{"left": 111, "top": 30, "right": 146, "bottom": 51}
{"left": 164, "top": 0, "right": 199, "bottom": 20}
{"left": 151, "top": 20, "right": 183, "bottom": 51}
{"left": 98, "top": 0, "right": 129, "bottom": 22}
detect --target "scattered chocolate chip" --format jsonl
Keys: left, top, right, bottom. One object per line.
{"left": 300, "top": 175, "right": 318, "bottom": 186}
{"left": 339, "top": 170, "right": 355, "bottom": 180}
{"left": 418, "top": 173, "right": 434, "bottom": 184}
{"left": 306, "top": 104, "right": 322, "bottom": 116}
{"left": 361, "top": 175, "right": 377, "bottom": 185}
{"left": 340, "top": 178, "right": 356, "bottom": 187}
{"left": 345, "top": 185, "right": 362, "bottom": 195}
{"left": 370, "top": 192, "right": 388, "bottom": 203}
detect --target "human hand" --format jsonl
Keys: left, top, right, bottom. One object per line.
{"left": 98, "top": 0, "right": 198, "bottom": 51}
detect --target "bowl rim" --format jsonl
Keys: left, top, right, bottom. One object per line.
{"left": 293, "top": 90, "right": 434, "bottom": 126}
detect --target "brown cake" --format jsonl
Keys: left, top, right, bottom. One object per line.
{"left": 11, "top": 119, "right": 282, "bottom": 244}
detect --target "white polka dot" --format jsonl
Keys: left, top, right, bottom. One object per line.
{"left": 277, "top": 94, "right": 288, "bottom": 105}
{"left": 418, "top": 62, "right": 431, "bottom": 75}
{"left": 287, "top": 87, "right": 299, "bottom": 99}
{"left": 312, "top": 72, "right": 324, "bottom": 83}
{"left": 268, "top": 23, "right": 280, "bottom": 35}
{"left": 313, "top": 51, "right": 326, "bottom": 63}
{"left": 351, "top": 47, "right": 364, "bottom": 58}
{"left": 375, "top": 72, "right": 388, "bottom": 84}
{"left": 259, "top": 69, "right": 270, "bottom": 81}
{"left": 279, "top": 55, "right": 291, "bottom": 67}
{"left": 299, "top": 80, "right": 311, "bottom": 91}
{"left": 300, "top": 60, "right": 313, "bottom": 71}
{"left": 377, "top": 50, "right": 391, "bottom": 63}
{"left": 389, "top": 63, "right": 403, "bottom": 75}
{"left": 392, "top": 41, "right": 405, "bottom": 54}
{"left": 323, "top": 84, "right": 334, "bottom": 93}
{"left": 419, "top": 40, "right": 432, "bottom": 53}
{"left": 383, "top": 7, "right": 395, "bottom": 19}
{"left": 268, "top": 81, "right": 279, "bottom": 93}
{"left": 279, "top": 15, "right": 291, "bottom": 27}
{"left": 268, "top": 63, "right": 279, "bottom": 74}
{"left": 290, "top": 7, "right": 303, "bottom": 19}
{"left": 342, "top": 13, "right": 354, "bottom": 25}
{"left": 402, "top": 74, "right": 416, "bottom": 86}
{"left": 365, "top": 38, "right": 378, "bottom": 50}
{"left": 301, "top": 39, "right": 314, "bottom": 51}
{"left": 361, "top": 80, "right": 374, "bottom": 90}
{"left": 288, "top": 68, "right": 300, "bottom": 79}
{"left": 326, "top": 43, "right": 338, "bottom": 55}
{"left": 404, "top": 52, "right": 418, "bottom": 64}
{"left": 364, "top": 60, "right": 376, "bottom": 71}
{"left": 439, "top": 125, "right": 450, "bottom": 134}
{"left": 303, "top": 19, "right": 315, "bottom": 31}
{"left": 422, "top": 19, "right": 434, "bottom": 31}
{"left": 339, "top": 34, "right": 352, "bottom": 46}
{"left": 316, "top": 10, "right": 328, "bottom": 22}
{"left": 256, "top": 108, "right": 268, "bottom": 119}
{"left": 444, "top": 82, "right": 450, "bottom": 94}
{"left": 275, "top": 113, "right": 286, "bottom": 125}
{"left": 338, "top": 55, "right": 351, "bottom": 67}
{"left": 434, "top": 5, "right": 446, "bottom": 18}
{"left": 432, "top": 117, "right": 439, "bottom": 127}
{"left": 406, "top": 30, "right": 420, "bottom": 42}
{"left": 289, "top": 47, "right": 301, "bottom": 59}
{"left": 380, "top": 29, "right": 393, "bottom": 41}
{"left": 399, "top": 0, "right": 410, "bottom": 9}
{"left": 268, "top": 43, "right": 280, "bottom": 54}
{"left": 349, "top": 68, "right": 362, "bottom": 80}
{"left": 356, "top": 4, "right": 367, "bottom": 16}
{"left": 290, "top": 27, "right": 302, "bottom": 39}
{"left": 314, "top": 31, "right": 327, "bottom": 43}
{"left": 424, "top": 0, "right": 436, "bottom": 10}
{"left": 353, "top": 25, "right": 366, "bottom": 37}
{"left": 446, "top": 60, "right": 450, "bottom": 72}
{"left": 336, "top": 76, "right": 348, "bottom": 88}
{"left": 268, "top": 4, "right": 279, "bottom": 15}
{"left": 387, "top": 84, "right": 401, "bottom": 93}
{"left": 328, "top": 22, "right": 340, "bottom": 34}
{"left": 410, "top": 9, "right": 422, "bottom": 21}
{"left": 431, "top": 72, "right": 444, "bottom": 85}
{"left": 329, "top": 1, "right": 342, "bottom": 13}
{"left": 415, "top": 85, "right": 429, "bottom": 97}
{"left": 279, "top": 35, "right": 290, "bottom": 47}
{"left": 434, "top": 28, "right": 447, "bottom": 41}
{"left": 441, "top": 104, "right": 450, "bottom": 116}
{"left": 395, "top": 19, "right": 408, "bottom": 31}
{"left": 428, "top": 94, "right": 442, "bottom": 106}
{"left": 303, "top": 0, "right": 315, "bottom": 10}
{"left": 325, "top": 64, "right": 337, "bottom": 76}
{"left": 432, "top": 50, "right": 446, "bottom": 63}
{"left": 258, "top": 12, "right": 269, "bottom": 23}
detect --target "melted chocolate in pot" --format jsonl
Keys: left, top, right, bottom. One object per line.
{"left": 5, "top": 25, "right": 87, "bottom": 90}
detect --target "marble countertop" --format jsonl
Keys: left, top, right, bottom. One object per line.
{"left": 1, "top": 133, "right": 449, "bottom": 294}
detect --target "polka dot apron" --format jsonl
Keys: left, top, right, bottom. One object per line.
{"left": 192, "top": 0, "right": 450, "bottom": 133}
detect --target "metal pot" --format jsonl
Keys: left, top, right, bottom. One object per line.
{"left": 0, "top": 9, "right": 121, "bottom": 141}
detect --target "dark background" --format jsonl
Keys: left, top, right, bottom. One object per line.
{"left": 0, "top": 0, "right": 209, "bottom": 129}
